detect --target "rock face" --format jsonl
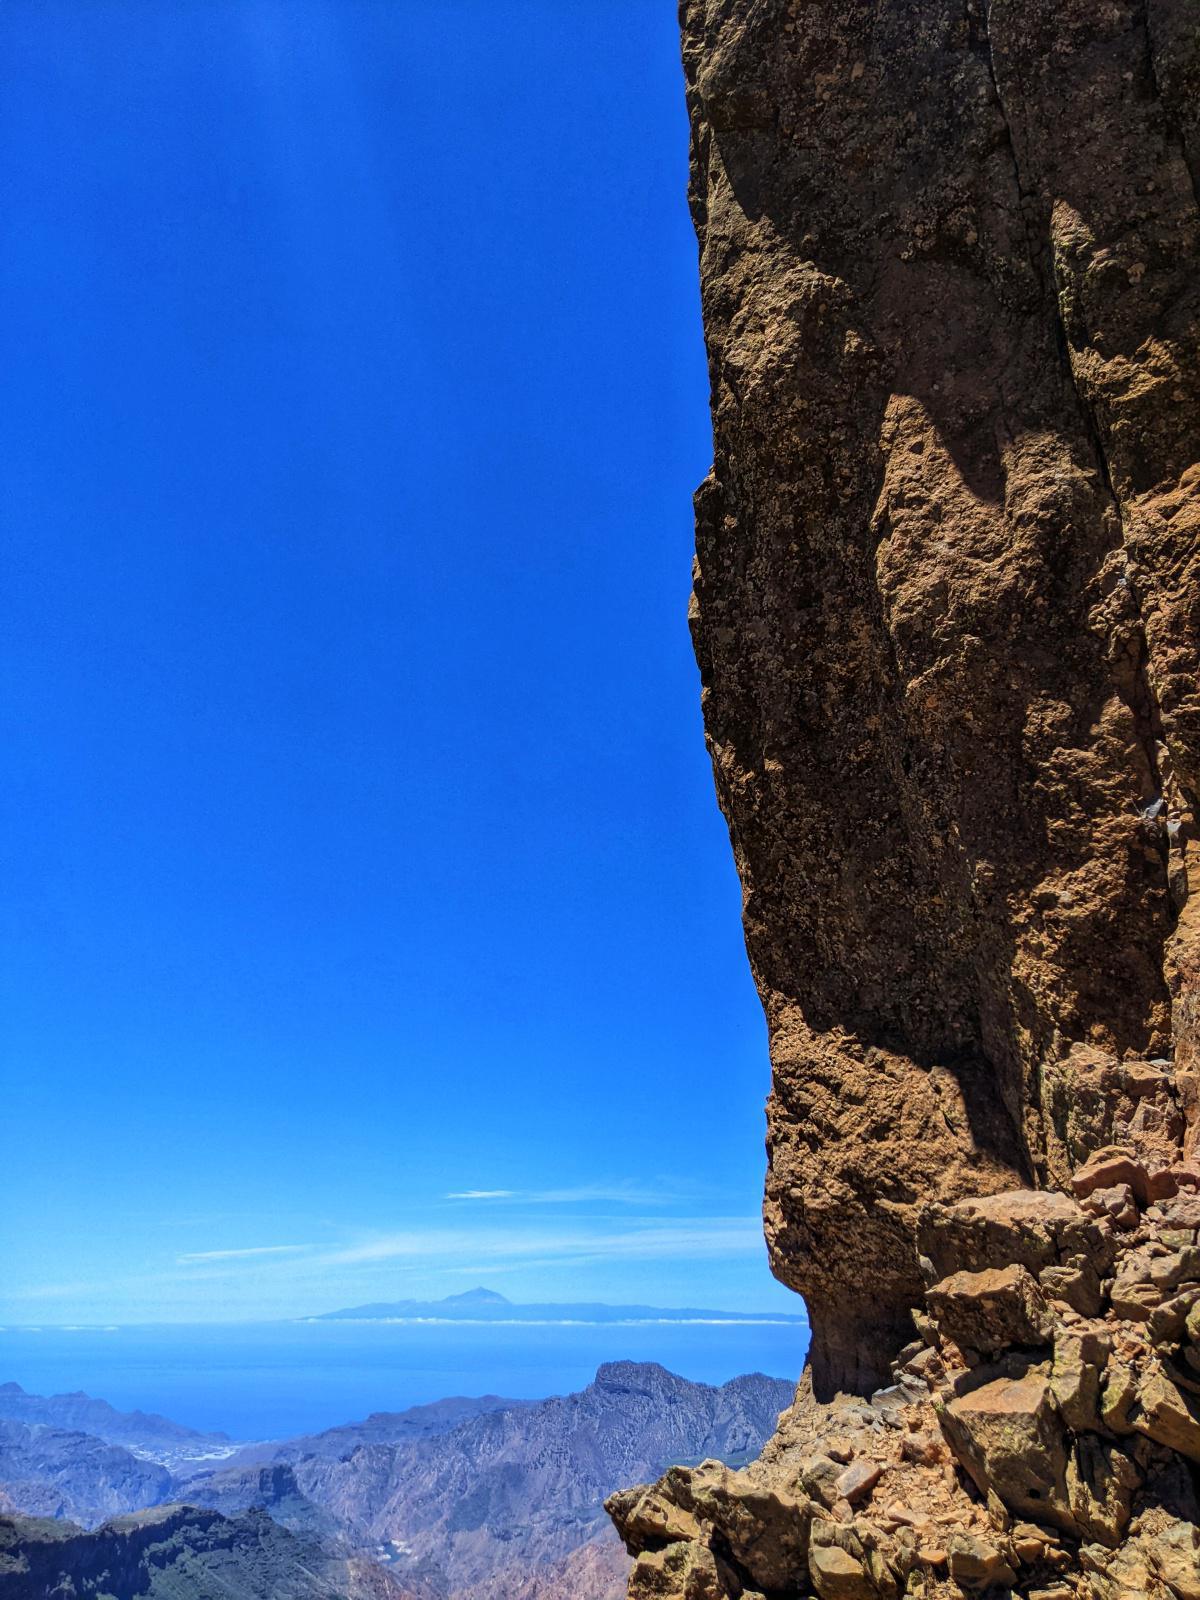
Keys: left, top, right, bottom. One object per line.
{"left": 682, "top": 0, "right": 1200, "bottom": 1399}
{"left": 610, "top": 2, "right": 1199, "bottom": 1596}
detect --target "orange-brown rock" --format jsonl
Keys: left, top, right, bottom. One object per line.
{"left": 612, "top": 1155, "right": 1200, "bottom": 1598}
{"left": 682, "top": 0, "right": 1199, "bottom": 1395}
{"left": 612, "top": 3, "right": 1199, "bottom": 1597}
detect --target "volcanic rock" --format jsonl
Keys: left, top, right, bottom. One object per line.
{"left": 926, "top": 1265, "right": 1053, "bottom": 1354}
{"left": 610, "top": 1, "right": 1200, "bottom": 1595}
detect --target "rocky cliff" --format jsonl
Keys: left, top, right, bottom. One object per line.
{"left": 610, "top": 2, "right": 1200, "bottom": 1596}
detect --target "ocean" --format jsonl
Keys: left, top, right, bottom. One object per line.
{"left": 0, "top": 1317, "right": 810, "bottom": 1441}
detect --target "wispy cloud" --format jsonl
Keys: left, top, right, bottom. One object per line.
{"left": 178, "top": 1244, "right": 313, "bottom": 1264}
{"left": 443, "top": 1181, "right": 686, "bottom": 1207}
{"left": 320, "top": 1217, "right": 762, "bottom": 1270}
{"left": 4, "top": 1213, "right": 772, "bottom": 1323}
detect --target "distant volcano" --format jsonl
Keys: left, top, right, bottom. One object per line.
{"left": 308, "top": 1291, "right": 806, "bottom": 1325}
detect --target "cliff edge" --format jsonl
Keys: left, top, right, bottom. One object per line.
{"left": 610, "top": 1, "right": 1200, "bottom": 1595}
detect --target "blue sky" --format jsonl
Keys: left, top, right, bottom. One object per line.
{"left": 0, "top": 1, "right": 789, "bottom": 1324}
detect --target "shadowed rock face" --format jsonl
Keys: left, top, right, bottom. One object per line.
{"left": 682, "top": 0, "right": 1200, "bottom": 1397}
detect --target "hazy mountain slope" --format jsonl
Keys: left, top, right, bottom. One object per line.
{"left": 0, "top": 1419, "right": 173, "bottom": 1527}
{"left": 0, "top": 1505, "right": 421, "bottom": 1600}
{"left": 0, "top": 1383, "right": 223, "bottom": 1453}
{"left": 175, "top": 1463, "right": 346, "bottom": 1541}
{"left": 271, "top": 1396, "right": 532, "bottom": 1462}
{"left": 288, "top": 1363, "right": 793, "bottom": 1596}
{"left": 0, "top": 1363, "right": 791, "bottom": 1599}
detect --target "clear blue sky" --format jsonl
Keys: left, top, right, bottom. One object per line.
{"left": 0, "top": 1, "right": 789, "bottom": 1324}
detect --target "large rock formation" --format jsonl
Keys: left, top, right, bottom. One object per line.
{"left": 683, "top": 0, "right": 1199, "bottom": 1398}
{"left": 610, "top": 2, "right": 1199, "bottom": 1596}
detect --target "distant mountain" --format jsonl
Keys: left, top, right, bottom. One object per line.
{"left": 0, "top": 1382, "right": 228, "bottom": 1462}
{"left": 0, "top": 1505, "right": 424, "bottom": 1600}
{"left": 312, "top": 1288, "right": 807, "bottom": 1324}
{"left": 177, "top": 1462, "right": 347, "bottom": 1543}
{"left": 0, "top": 1419, "right": 172, "bottom": 1528}
{"left": 268, "top": 1394, "right": 534, "bottom": 1463}
{"left": 439, "top": 1289, "right": 508, "bottom": 1307}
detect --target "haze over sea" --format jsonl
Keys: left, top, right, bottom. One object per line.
{"left": 0, "top": 1316, "right": 809, "bottom": 1441}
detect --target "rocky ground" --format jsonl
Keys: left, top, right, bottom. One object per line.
{"left": 611, "top": 1145, "right": 1200, "bottom": 1597}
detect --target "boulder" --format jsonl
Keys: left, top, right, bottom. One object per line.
{"left": 628, "top": 1541, "right": 732, "bottom": 1600}
{"left": 918, "top": 1192, "right": 1113, "bottom": 1285}
{"left": 798, "top": 1455, "right": 844, "bottom": 1509}
{"left": 926, "top": 1264, "right": 1053, "bottom": 1354}
{"left": 945, "top": 1532, "right": 1017, "bottom": 1589}
{"left": 1065, "top": 1436, "right": 1139, "bottom": 1546}
{"left": 835, "top": 1460, "right": 882, "bottom": 1507}
{"left": 607, "top": 1484, "right": 702, "bottom": 1551}
{"left": 658, "top": 1463, "right": 812, "bottom": 1593}
{"left": 1100, "top": 1362, "right": 1140, "bottom": 1435}
{"left": 1151, "top": 1250, "right": 1200, "bottom": 1293}
{"left": 1146, "top": 1519, "right": 1200, "bottom": 1600}
{"left": 1132, "top": 1363, "right": 1200, "bottom": 1461}
{"left": 1072, "top": 1148, "right": 1150, "bottom": 1205}
{"left": 937, "top": 1370, "right": 1074, "bottom": 1532}
{"left": 1050, "top": 1324, "right": 1111, "bottom": 1431}
{"left": 1081, "top": 1183, "right": 1140, "bottom": 1230}
{"left": 1150, "top": 1290, "right": 1200, "bottom": 1350}
{"left": 808, "top": 1543, "right": 878, "bottom": 1600}
{"left": 1039, "top": 1256, "right": 1105, "bottom": 1316}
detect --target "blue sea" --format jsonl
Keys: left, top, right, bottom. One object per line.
{"left": 0, "top": 1318, "right": 809, "bottom": 1441}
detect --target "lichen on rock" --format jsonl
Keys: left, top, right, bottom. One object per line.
{"left": 611, "top": 0, "right": 1200, "bottom": 1594}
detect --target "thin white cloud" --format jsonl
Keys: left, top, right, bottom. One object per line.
{"left": 320, "top": 1217, "right": 762, "bottom": 1270}
{"left": 3, "top": 1216, "right": 770, "bottom": 1322}
{"left": 443, "top": 1181, "right": 686, "bottom": 1207}
{"left": 444, "top": 1189, "right": 516, "bottom": 1200}
{"left": 178, "top": 1244, "right": 313, "bottom": 1264}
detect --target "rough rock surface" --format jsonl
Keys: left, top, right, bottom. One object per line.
{"left": 610, "top": 1, "right": 1199, "bottom": 1595}
{"left": 612, "top": 1161, "right": 1200, "bottom": 1597}
{"left": 681, "top": 0, "right": 1200, "bottom": 1397}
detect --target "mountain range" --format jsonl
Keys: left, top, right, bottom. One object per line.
{"left": 311, "top": 1286, "right": 807, "bottom": 1324}
{"left": 0, "top": 1363, "right": 794, "bottom": 1599}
